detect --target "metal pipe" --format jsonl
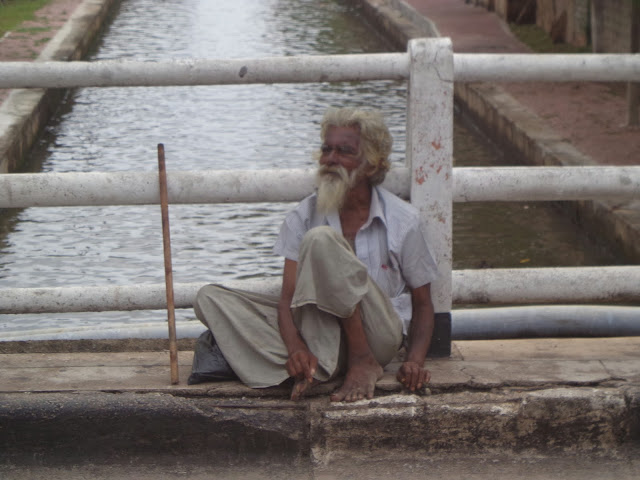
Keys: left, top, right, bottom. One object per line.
{"left": 0, "top": 54, "right": 410, "bottom": 89}
{"left": 453, "top": 267, "right": 640, "bottom": 305}
{"left": 2, "top": 166, "right": 639, "bottom": 209}
{"left": 452, "top": 305, "right": 640, "bottom": 340}
{"left": 454, "top": 53, "right": 640, "bottom": 82}
{"left": 453, "top": 166, "right": 640, "bottom": 202}
{"left": 1, "top": 267, "right": 638, "bottom": 314}
{"left": 0, "top": 53, "right": 638, "bottom": 89}
{"left": 0, "top": 279, "right": 279, "bottom": 314}
{"left": 2, "top": 305, "right": 638, "bottom": 341}
{"left": 0, "top": 168, "right": 407, "bottom": 208}
{"left": 0, "top": 322, "right": 209, "bottom": 342}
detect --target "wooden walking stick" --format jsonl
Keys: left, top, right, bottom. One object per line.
{"left": 157, "top": 143, "right": 179, "bottom": 385}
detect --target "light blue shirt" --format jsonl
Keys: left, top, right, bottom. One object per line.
{"left": 273, "top": 186, "right": 438, "bottom": 334}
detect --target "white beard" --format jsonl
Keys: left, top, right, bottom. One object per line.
{"left": 316, "top": 165, "right": 354, "bottom": 215}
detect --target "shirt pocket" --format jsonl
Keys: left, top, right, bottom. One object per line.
{"left": 377, "top": 253, "right": 405, "bottom": 298}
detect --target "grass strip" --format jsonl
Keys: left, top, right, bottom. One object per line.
{"left": 0, "top": 0, "right": 52, "bottom": 38}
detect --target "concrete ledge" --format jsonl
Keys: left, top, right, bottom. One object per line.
{"left": 1, "top": 387, "right": 637, "bottom": 464}
{"left": 0, "top": 392, "right": 309, "bottom": 464}
{"left": 0, "top": 0, "right": 122, "bottom": 173}
{"left": 1, "top": 338, "right": 639, "bottom": 463}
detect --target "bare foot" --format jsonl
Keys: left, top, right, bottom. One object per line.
{"left": 290, "top": 377, "right": 319, "bottom": 401}
{"left": 330, "top": 356, "right": 383, "bottom": 403}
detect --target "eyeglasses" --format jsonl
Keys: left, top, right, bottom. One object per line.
{"left": 320, "top": 144, "right": 359, "bottom": 157}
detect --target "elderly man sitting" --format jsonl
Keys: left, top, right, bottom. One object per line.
{"left": 194, "top": 107, "right": 438, "bottom": 402}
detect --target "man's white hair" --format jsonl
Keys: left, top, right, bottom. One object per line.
{"left": 315, "top": 107, "right": 392, "bottom": 186}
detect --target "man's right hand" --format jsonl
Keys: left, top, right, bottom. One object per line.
{"left": 285, "top": 348, "right": 318, "bottom": 383}
{"left": 287, "top": 348, "right": 318, "bottom": 401}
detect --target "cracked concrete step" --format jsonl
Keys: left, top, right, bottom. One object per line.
{"left": 1, "top": 386, "right": 638, "bottom": 464}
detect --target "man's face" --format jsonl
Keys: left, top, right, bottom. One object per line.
{"left": 315, "top": 126, "right": 365, "bottom": 214}
{"left": 318, "top": 126, "right": 363, "bottom": 175}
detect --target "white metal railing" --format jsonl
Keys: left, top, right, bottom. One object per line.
{"left": 1, "top": 166, "right": 639, "bottom": 208}
{"left": 0, "top": 54, "right": 638, "bottom": 88}
{"left": 1, "top": 38, "right": 639, "bottom": 321}
{"left": 2, "top": 266, "right": 640, "bottom": 314}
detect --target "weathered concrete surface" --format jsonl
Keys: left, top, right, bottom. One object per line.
{"left": 0, "top": 0, "right": 122, "bottom": 173}
{"left": 1, "top": 338, "right": 639, "bottom": 464}
{"left": 2, "top": 451, "right": 640, "bottom": 479}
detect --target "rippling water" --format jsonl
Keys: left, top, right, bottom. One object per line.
{"left": 0, "top": 0, "right": 621, "bottom": 337}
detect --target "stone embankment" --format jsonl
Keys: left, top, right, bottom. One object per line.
{"left": 0, "top": 0, "right": 121, "bottom": 173}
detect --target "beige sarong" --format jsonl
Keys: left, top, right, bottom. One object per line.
{"left": 194, "top": 226, "right": 403, "bottom": 388}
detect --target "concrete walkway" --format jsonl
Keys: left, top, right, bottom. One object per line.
{"left": 2, "top": 337, "right": 640, "bottom": 394}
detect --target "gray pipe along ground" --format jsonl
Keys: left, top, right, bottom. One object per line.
{"left": 452, "top": 305, "right": 640, "bottom": 340}
{"left": 1, "top": 305, "right": 638, "bottom": 342}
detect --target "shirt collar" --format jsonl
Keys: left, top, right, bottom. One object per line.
{"left": 319, "top": 186, "right": 387, "bottom": 234}
{"left": 363, "top": 185, "right": 387, "bottom": 230}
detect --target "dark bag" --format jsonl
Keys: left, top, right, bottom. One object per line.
{"left": 188, "top": 330, "right": 238, "bottom": 385}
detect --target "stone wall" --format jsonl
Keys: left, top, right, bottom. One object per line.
{"left": 495, "top": 0, "right": 536, "bottom": 22}
{"left": 486, "top": 0, "right": 639, "bottom": 52}
{"left": 536, "top": 0, "right": 587, "bottom": 46}
{"left": 590, "top": 0, "right": 635, "bottom": 52}
{"left": 468, "top": 0, "right": 496, "bottom": 10}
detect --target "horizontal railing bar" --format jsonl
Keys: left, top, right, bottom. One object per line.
{"left": 1, "top": 267, "right": 638, "bottom": 314}
{"left": 0, "top": 280, "right": 276, "bottom": 314}
{"left": 453, "top": 166, "right": 640, "bottom": 202}
{"left": 0, "top": 54, "right": 410, "bottom": 89}
{"left": 0, "top": 168, "right": 410, "bottom": 207}
{"left": 454, "top": 53, "right": 640, "bottom": 82}
{"left": 0, "top": 53, "right": 638, "bottom": 89}
{"left": 4, "top": 305, "right": 640, "bottom": 341}
{"left": 453, "top": 267, "right": 640, "bottom": 305}
{"left": 1, "top": 166, "right": 638, "bottom": 208}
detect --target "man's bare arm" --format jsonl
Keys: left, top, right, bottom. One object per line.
{"left": 397, "top": 283, "right": 434, "bottom": 391}
{"left": 277, "top": 258, "right": 317, "bottom": 383}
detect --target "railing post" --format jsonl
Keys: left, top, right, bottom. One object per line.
{"left": 406, "top": 38, "right": 454, "bottom": 356}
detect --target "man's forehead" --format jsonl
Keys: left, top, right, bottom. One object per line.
{"left": 324, "top": 125, "right": 361, "bottom": 144}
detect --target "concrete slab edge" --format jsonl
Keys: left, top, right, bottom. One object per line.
{"left": 1, "top": 386, "right": 638, "bottom": 464}
{"left": 353, "top": 0, "right": 640, "bottom": 263}
{"left": 0, "top": 0, "right": 123, "bottom": 174}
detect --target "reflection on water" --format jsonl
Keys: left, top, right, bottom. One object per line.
{"left": 0, "top": 0, "right": 622, "bottom": 335}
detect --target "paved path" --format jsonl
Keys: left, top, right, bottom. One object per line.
{"left": 2, "top": 337, "right": 640, "bottom": 394}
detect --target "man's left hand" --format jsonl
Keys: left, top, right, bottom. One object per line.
{"left": 396, "top": 361, "right": 431, "bottom": 392}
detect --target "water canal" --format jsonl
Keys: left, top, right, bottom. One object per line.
{"left": 0, "top": 0, "right": 622, "bottom": 337}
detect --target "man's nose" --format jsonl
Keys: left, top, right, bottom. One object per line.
{"left": 321, "top": 151, "right": 339, "bottom": 166}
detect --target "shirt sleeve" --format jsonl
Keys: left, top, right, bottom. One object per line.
{"left": 273, "top": 208, "right": 306, "bottom": 262}
{"left": 399, "top": 219, "right": 439, "bottom": 289}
